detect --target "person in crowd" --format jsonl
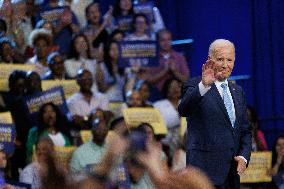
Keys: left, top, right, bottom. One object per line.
{"left": 124, "top": 13, "right": 153, "bottom": 40}
{"left": 25, "top": 71, "right": 42, "bottom": 96}
{"left": 112, "top": 0, "right": 134, "bottom": 33}
{"left": 109, "top": 29, "right": 125, "bottom": 41}
{"left": 133, "top": 0, "right": 165, "bottom": 33}
{"left": 67, "top": 69, "right": 109, "bottom": 129}
{"left": 26, "top": 102, "right": 71, "bottom": 163}
{"left": 71, "top": 0, "right": 93, "bottom": 27}
{"left": 0, "top": 150, "right": 14, "bottom": 189}
{"left": 154, "top": 78, "right": 182, "bottom": 150}
{"left": 10, "top": 0, "right": 33, "bottom": 55}
{"left": 70, "top": 117, "right": 109, "bottom": 174}
{"left": 178, "top": 39, "right": 252, "bottom": 188}
{"left": 26, "top": 28, "right": 53, "bottom": 77}
{"left": 42, "top": 52, "right": 70, "bottom": 80}
{"left": 121, "top": 89, "right": 152, "bottom": 110}
{"left": 147, "top": 29, "right": 189, "bottom": 90}
{"left": 134, "top": 79, "right": 161, "bottom": 104}
{"left": 96, "top": 40, "right": 125, "bottom": 101}
{"left": 109, "top": 117, "right": 129, "bottom": 136}
{"left": 247, "top": 105, "right": 268, "bottom": 151}
{"left": 0, "top": 18, "right": 7, "bottom": 37}
{"left": 65, "top": 33, "right": 99, "bottom": 93}
{"left": 0, "top": 37, "right": 23, "bottom": 63}
{"left": 38, "top": 0, "right": 80, "bottom": 56}
{"left": 270, "top": 135, "right": 284, "bottom": 189}
{"left": 20, "top": 137, "right": 55, "bottom": 189}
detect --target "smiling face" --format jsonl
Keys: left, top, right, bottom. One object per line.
{"left": 210, "top": 43, "right": 235, "bottom": 81}
{"left": 87, "top": 4, "right": 101, "bottom": 25}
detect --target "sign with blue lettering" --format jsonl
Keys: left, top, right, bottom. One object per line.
{"left": 118, "top": 40, "right": 159, "bottom": 68}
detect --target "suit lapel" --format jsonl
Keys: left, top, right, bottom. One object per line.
{"left": 228, "top": 82, "right": 241, "bottom": 128}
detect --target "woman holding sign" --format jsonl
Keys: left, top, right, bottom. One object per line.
{"left": 26, "top": 102, "right": 71, "bottom": 163}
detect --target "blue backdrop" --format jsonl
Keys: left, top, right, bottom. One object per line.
{"left": 98, "top": 0, "right": 284, "bottom": 148}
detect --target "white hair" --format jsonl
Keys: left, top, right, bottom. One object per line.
{"left": 208, "top": 39, "right": 235, "bottom": 57}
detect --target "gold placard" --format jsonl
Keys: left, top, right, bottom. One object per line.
{"left": 42, "top": 80, "right": 79, "bottom": 98}
{"left": 123, "top": 108, "right": 168, "bottom": 135}
{"left": 240, "top": 151, "right": 272, "bottom": 183}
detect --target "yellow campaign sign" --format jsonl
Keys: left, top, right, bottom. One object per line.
{"left": 80, "top": 130, "right": 92, "bottom": 143}
{"left": 54, "top": 146, "right": 77, "bottom": 169}
{"left": 123, "top": 108, "right": 168, "bottom": 135}
{"left": 0, "top": 112, "right": 13, "bottom": 124}
{"left": 180, "top": 117, "right": 187, "bottom": 137}
{"left": 109, "top": 102, "right": 124, "bottom": 117}
{"left": 0, "top": 64, "right": 36, "bottom": 79}
{"left": 0, "top": 79, "right": 9, "bottom": 91}
{"left": 240, "top": 151, "right": 272, "bottom": 183}
{"left": 42, "top": 80, "right": 79, "bottom": 98}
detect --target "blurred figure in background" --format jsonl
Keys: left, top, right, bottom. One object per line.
{"left": 0, "top": 150, "right": 14, "bottom": 189}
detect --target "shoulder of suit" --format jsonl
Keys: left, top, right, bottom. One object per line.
{"left": 228, "top": 81, "right": 243, "bottom": 91}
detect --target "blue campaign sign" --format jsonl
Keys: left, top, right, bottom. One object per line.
{"left": 6, "top": 181, "right": 31, "bottom": 189}
{"left": 22, "top": 86, "right": 69, "bottom": 125}
{"left": 0, "top": 123, "right": 15, "bottom": 156}
{"left": 133, "top": 1, "right": 155, "bottom": 22}
{"left": 118, "top": 40, "right": 159, "bottom": 68}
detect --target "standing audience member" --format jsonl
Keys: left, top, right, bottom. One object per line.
{"left": 154, "top": 78, "right": 182, "bottom": 152}
{"left": 97, "top": 40, "right": 125, "bottom": 101}
{"left": 112, "top": 0, "right": 134, "bottom": 33}
{"left": 26, "top": 102, "right": 71, "bottom": 163}
{"left": 148, "top": 29, "right": 189, "bottom": 90}
{"left": 26, "top": 28, "right": 53, "bottom": 77}
{"left": 124, "top": 13, "right": 152, "bottom": 40}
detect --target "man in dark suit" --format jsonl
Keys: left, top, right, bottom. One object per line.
{"left": 178, "top": 39, "right": 252, "bottom": 189}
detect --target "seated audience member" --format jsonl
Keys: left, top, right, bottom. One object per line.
{"left": 97, "top": 40, "right": 125, "bottom": 101}
{"left": 133, "top": 0, "right": 165, "bottom": 33}
{"left": 153, "top": 78, "right": 182, "bottom": 150}
{"left": 124, "top": 13, "right": 153, "bottom": 40}
{"left": 26, "top": 102, "right": 71, "bottom": 163}
{"left": 65, "top": 33, "right": 99, "bottom": 92}
{"left": 42, "top": 52, "right": 70, "bottom": 80}
{"left": 112, "top": 0, "right": 135, "bottom": 33}
{"left": 25, "top": 71, "right": 42, "bottom": 95}
{"left": 70, "top": 117, "right": 109, "bottom": 174}
{"left": 148, "top": 29, "right": 189, "bottom": 90}
{"left": 247, "top": 105, "right": 268, "bottom": 151}
{"left": 0, "top": 37, "right": 23, "bottom": 63}
{"left": 270, "top": 135, "right": 284, "bottom": 189}
{"left": 134, "top": 79, "right": 161, "bottom": 104}
{"left": 0, "top": 150, "right": 14, "bottom": 189}
{"left": 67, "top": 69, "right": 109, "bottom": 129}
{"left": 20, "top": 137, "right": 54, "bottom": 189}
{"left": 26, "top": 28, "right": 53, "bottom": 77}
{"left": 121, "top": 89, "right": 152, "bottom": 110}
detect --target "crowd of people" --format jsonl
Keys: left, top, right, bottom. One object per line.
{"left": 0, "top": 0, "right": 281, "bottom": 189}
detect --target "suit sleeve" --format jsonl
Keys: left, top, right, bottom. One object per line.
{"left": 238, "top": 89, "right": 252, "bottom": 165}
{"left": 178, "top": 78, "right": 203, "bottom": 117}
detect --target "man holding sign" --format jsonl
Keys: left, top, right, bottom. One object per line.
{"left": 178, "top": 39, "right": 252, "bottom": 189}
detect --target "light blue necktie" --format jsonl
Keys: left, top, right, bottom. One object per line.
{"left": 221, "top": 83, "right": 235, "bottom": 127}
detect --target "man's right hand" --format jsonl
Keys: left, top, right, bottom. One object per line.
{"left": 202, "top": 59, "right": 216, "bottom": 87}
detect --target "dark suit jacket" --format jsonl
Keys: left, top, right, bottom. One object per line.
{"left": 178, "top": 77, "right": 252, "bottom": 186}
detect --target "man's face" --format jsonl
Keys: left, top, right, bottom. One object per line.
{"left": 50, "top": 56, "right": 64, "bottom": 77}
{"left": 210, "top": 45, "right": 235, "bottom": 81}
{"left": 77, "top": 71, "right": 93, "bottom": 91}
{"left": 158, "top": 32, "right": 172, "bottom": 52}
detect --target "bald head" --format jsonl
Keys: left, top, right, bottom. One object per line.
{"left": 208, "top": 39, "right": 235, "bottom": 58}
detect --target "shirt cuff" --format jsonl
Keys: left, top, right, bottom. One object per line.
{"left": 198, "top": 82, "right": 211, "bottom": 96}
{"left": 238, "top": 156, "right": 247, "bottom": 164}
